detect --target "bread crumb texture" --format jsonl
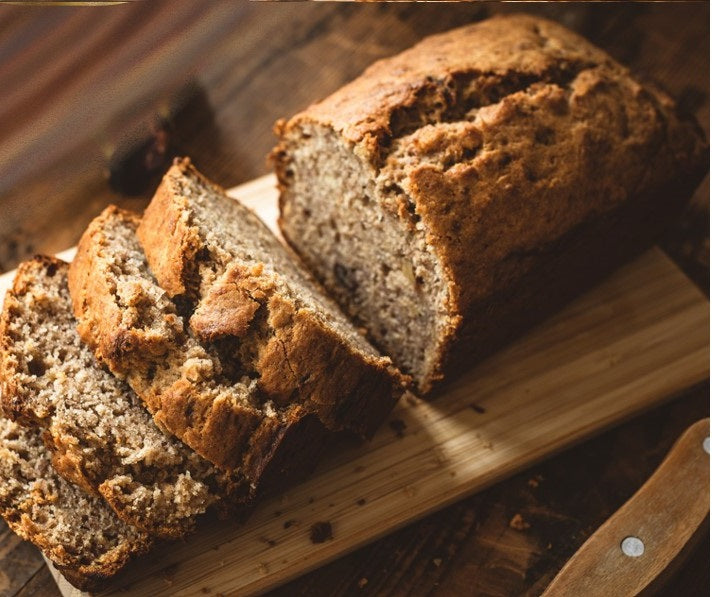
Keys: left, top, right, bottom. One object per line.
{"left": 0, "top": 415, "right": 151, "bottom": 591}
{"left": 0, "top": 257, "right": 247, "bottom": 539}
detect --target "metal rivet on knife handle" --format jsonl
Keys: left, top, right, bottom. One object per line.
{"left": 621, "top": 536, "right": 645, "bottom": 558}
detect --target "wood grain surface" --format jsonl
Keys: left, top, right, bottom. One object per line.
{"left": 4, "top": 175, "right": 706, "bottom": 597}
{"left": 0, "top": 3, "right": 709, "bottom": 596}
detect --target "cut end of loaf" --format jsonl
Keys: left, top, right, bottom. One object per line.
{"left": 275, "top": 124, "right": 453, "bottom": 393}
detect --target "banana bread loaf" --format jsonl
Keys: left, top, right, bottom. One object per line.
{"left": 0, "top": 415, "right": 150, "bottom": 591}
{"left": 137, "top": 158, "right": 407, "bottom": 436}
{"left": 68, "top": 206, "right": 330, "bottom": 478}
{"left": 273, "top": 13, "right": 708, "bottom": 393}
{"left": 0, "top": 256, "right": 248, "bottom": 538}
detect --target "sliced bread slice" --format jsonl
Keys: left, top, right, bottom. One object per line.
{"left": 137, "top": 158, "right": 407, "bottom": 436}
{"left": 69, "top": 208, "right": 328, "bottom": 479}
{"left": 0, "top": 415, "right": 150, "bottom": 591}
{"left": 0, "top": 256, "right": 247, "bottom": 539}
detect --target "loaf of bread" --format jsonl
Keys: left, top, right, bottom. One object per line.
{"left": 0, "top": 256, "right": 247, "bottom": 538}
{"left": 273, "top": 13, "right": 708, "bottom": 393}
{"left": 138, "top": 158, "right": 407, "bottom": 436}
{"left": 68, "top": 206, "right": 329, "bottom": 481}
{"left": 0, "top": 415, "right": 150, "bottom": 590}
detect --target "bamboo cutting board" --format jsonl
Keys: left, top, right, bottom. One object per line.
{"left": 0, "top": 175, "right": 707, "bottom": 597}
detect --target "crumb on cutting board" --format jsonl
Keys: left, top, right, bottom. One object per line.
{"left": 309, "top": 521, "right": 333, "bottom": 543}
{"left": 509, "top": 513, "right": 531, "bottom": 531}
{"left": 527, "top": 474, "right": 544, "bottom": 488}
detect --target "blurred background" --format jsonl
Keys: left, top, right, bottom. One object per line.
{"left": 0, "top": 4, "right": 709, "bottom": 596}
{"left": 0, "top": 2, "right": 708, "bottom": 279}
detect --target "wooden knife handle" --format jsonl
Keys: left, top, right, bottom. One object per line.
{"left": 542, "top": 418, "right": 710, "bottom": 597}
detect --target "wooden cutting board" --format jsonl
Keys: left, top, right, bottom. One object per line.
{"left": 0, "top": 175, "right": 707, "bottom": 597}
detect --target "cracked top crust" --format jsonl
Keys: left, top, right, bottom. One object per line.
{"left": 275, "top": 14, "right": 708, "bottom": 390}
{"left": 288, "top": 14, "right": 612, "bottom": 154}
{"left": 137, "top": 158, "right": 408, "bottom": 436}
{"left": 281, "top": 15, "right": 707, "bottom": 291}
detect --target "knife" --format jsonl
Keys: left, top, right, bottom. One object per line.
{"left": 542, "top": 418, "right": 709, "bottom": 596}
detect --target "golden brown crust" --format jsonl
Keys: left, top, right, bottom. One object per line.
{"left": 22, "top": 531, "right": 147, "bottom": 593}
{"left": 135, "top": 163, "right": 203, "bottom": 298}
{"left": 137, "top": 157, "right": 230, "bottom": 302}
{"left": 11, "top": 511, "right": 149, "bottom": 593}
{"left": 155, "top": 381, "right": 261, "bottom": 469}
{"left": 277, "top": 15, "right": 610, "bottom": 155}
{"left": 35, "top": 536, "right": 149, "bottom": 592}
{"left": 69, "top": 207, "right": 180, "bottom": 366}
{"left": 275, "top": 14, "right": 709, "bottom": 392}
{"left": 138, "top": 158, "right": 407, "bottom": 437}
{"left": 68, "top": 206, "right": 330, "bottom": 486}
{"left": 190, "top": 262, "right": 267, "bottom": 341}
{"left": 256, "top": 292, "right": 401, "bottom": 429}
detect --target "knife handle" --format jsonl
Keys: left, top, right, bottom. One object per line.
{"left": 542, "top": 418, "right": 710, "bottom": 597}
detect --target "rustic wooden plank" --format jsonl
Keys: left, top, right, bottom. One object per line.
{"left": 15, "top": 565, "right": 57, "bottom": 597}
{"left": 2, "top": 174, "right": 702, "bottom": 597}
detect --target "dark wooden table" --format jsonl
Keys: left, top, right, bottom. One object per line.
{"left": 0, "top": 3, "right": 708, "bottom": 596}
